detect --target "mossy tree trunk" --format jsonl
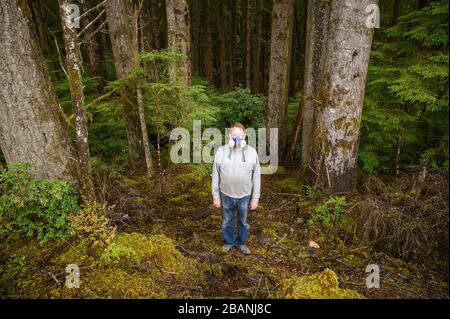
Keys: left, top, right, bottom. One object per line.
{"left": 166, "top": 0, "right": 191, "bottom": 84}
{"left": 301, "top": 0, "right": 331, "bottom": 168}
{"left": 104, "top": 0, "right": 145, "bottom": 166}
{"left": 308, "top": 0, "right": 377, "bottom": 193}
{"left": 59, "top": 0, "right": 96, "bottom": 201}
{"left": 266, "top": 0, "right": 294, "bottom": 160}
{"left": 0, "top": 0, "right": 76, "bottom": 181}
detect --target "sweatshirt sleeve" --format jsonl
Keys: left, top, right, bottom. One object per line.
{"left": 211, "top": 148, "right": 221, "bottom": 199}
{"left": 251, "top": 153, "right": 261, "bottom": 203}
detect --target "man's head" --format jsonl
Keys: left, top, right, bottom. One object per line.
{"left": 228, "top": 123, "right": 246, "bottom": 149}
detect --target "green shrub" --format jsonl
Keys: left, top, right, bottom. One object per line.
{"left": 0, "top": 163, "right": 79, "bottom": 245}
{"left": 218, "top": 87, "right": 266, "bottom": 129}
{"left": 308, "top": 196, "right": 348, "bottom": 228}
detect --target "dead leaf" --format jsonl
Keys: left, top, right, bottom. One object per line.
{"left": 309, "top": 240, "right": 320, "bottom": 249}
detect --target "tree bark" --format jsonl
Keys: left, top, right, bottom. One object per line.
{"left": 80, "top": 0, "right": 107, "bottom": 93}
{"left": 104, "top": 0, "right": 145, "bottom": 165}
{"left": 0, "top": 0, "right": 76, "bottom": 181}
{"left": 308, "top": 0, "right": 377, "bottom": 193}
{"left": 301, "top": 0, "right": 331, "bottom": 168}
{"left": 266, "top": 0, "right": 294, "bottom": 160}
{"left": 217, "top": 0, "right": 228, "bottom": 88}
{"left": 140, "top": 0, "right": 158, "bottom": 82}
{"left": 30, "top": 0, "right": 50, "bottom": 55}
{"left": 229, "top": 0, "right": 237, "bottom": 88}
{"left": 392, "top": 0, "right": 401, "bottom": 26}
{"left": 202, "top": 0, "right": 214, "bottom": 83}
{"left": 166, "top": 0, "right": 191, "bottom": 84}
{"left": 240, "top": 0, "right": 252, "bottom": 88}
{"left": 59, "top": 0, "right": 96, "bottom": 201}
{"left": 251, "top": 0, "right": 262, "bottom": 94}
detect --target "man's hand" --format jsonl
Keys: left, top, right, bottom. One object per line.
{"left": 250, "top": 201, "right": 258, "bottom": 210}
{"left": 213, "top": 197, "right": 221, "bottom": 208}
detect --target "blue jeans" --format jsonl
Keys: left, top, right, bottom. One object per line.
{"left": 220, "top": 192, "right": 250, "bottom": 246}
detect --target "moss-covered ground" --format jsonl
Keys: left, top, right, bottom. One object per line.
{"left": 1, "top": 165, "right": 448, "bottom": 298}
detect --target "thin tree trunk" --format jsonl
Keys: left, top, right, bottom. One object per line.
{"left": 137, "top": 9, "right": 153, "bottom": 175}
{"left": 104, "top": 0, "right": 145, "bottom": 166}
{"left": 166, "top": 0, "right": 191, "bottom": 84}
{"left": 59, "top": 0, "right": 96, "bottom": 201}
{"left": 140, "top": 0, "right": 157, "bottom": 82}
{"left": 251, "top": 0, "right": 262, "bottom": 94}
{"left": 30, "top": 0, "right": 62, "bottom": 82}
{"left": 203, "top": 0, "right": 214, "bottom": 83}
{"left": 245, "top": 0, "right": 252, "bottom": 88}
{"left": 217, "top": 0, "right": 228, "bottom": 88}
{"left": 0, "top": 0, "right": 76, "bottom": 181}
{"left": 287, "top": 99, "right": 303, "bottom": 161}
{"left": 229, "top": 0, "right": 237, "bottom": 88}
{"left": 262, "top": 0, "right": 271, "bottom": 95}
{"left": 266, "top": 0, "right": 294, "bottom": 160}
{"left": 30, "top": 0, "right": 50, "bottom": 55}
{"left": 301, "top": 0, "right": 331, "bottom": 168}
{"left": 308, "top": 0, "right": 377, "bottom": 193}
{"left": 81, "top": 0, "right": 107, "bottom": 93}
{"left": 392, "top": 0, "right": 401, "bottom": 26}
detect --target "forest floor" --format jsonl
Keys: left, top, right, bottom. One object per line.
{"left": 2, "top": 164, "right": 447, "bottom": 299}
{"left": 99, "top": 164, "right": 449, "bottom": 299}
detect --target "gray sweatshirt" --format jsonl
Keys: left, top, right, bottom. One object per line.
{"left": 211, "top": 145, "right": 261, "bottom": 203}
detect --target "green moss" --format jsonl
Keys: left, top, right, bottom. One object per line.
{"left": 99, "top": 232, "right": 201, "bottom": 279}
{"left": 277, "top": 269, "right": 365, "bottom": 299}
{"left": 275, "top": 177, "right": 302, "bottom": 193}
{"left": 52, "top": 267, "right": 165, "bottom": 299}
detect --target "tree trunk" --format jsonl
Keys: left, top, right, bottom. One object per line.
{"left": 104, "top": 0, "right": 145, "bottom": 165}
{"left": 30, "top": 0, "right": 50, "bottom": 55}
{"left": 137, "top": 9, "right": 153, "bottom": 174}
{"left": 261, "top": 0, "right": 271, "bottom": 95}
{"left": 245, "top": 0, "right": 252, "bottom": 88}
{"left": 251, "top": 0, "right": 262, "bottom": 94}
{"left": 308, "top": 0, "right": 377, "bottom": 193}
{"left": 229, "top": 0, "right": 237, "bottom": 88}
{"left": 166, "top": 0, "right": 191, "bottom": 84}
{"left": 392, "top": 0, "right": 401, "bottom": 26}
{"left": 301, "top": 0, "right": 331, "bottom": 168}
{"left": 240, "top": 0, "right": 252, "bottom": 88}
{"left": 0, "top": 0, "right": 76, "bottom": 181}
{"left": 81, "top": 0, "right": 107, "bottom": 93}
{"left": 217, "top": 0, "right": 228, "bottom": 88}
{"left": 140, "top": 0, "right": 158, "bottom": 82}
{"left": 59, "top": 0, "right": 96, "bottom": 201}
{"left": 202, "top": 0, "right": 214, "bottom": 83}
{"left": 266, "top": 0, "right": 294, "bottom": 160}
{"left": 287, "top": 98, "right": 303, "bottom": 161}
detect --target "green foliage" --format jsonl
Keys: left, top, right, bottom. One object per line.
{"left": 277, "top": 268, "right": 365, "bottom": 299}
{"left": 217, "top": 87, "right": 266, "bottom": 129}
{"left": 69, "top": 201, "right": 117, "bottom": 249}
{"left": 305, "top": 185, "right": 326, "bottom": 200}
{"left": 360, "top": 1, "right": 449, "bottom": 173}
{"left": 0, "top": 163, "right": 79, "bottom": 245}
{"left": 308, "top": 196, "right": 348, "bottom": 227}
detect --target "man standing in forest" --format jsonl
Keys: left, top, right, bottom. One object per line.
{"left": 211, "top": 123, "right": 261, "bottom": 255}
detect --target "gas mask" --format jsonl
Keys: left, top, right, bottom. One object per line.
{"left": 228, "top": 135, "right": 247, "bottom": 148}
{"left": 228, "top": 134, "right": 246, "bottom": 161}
